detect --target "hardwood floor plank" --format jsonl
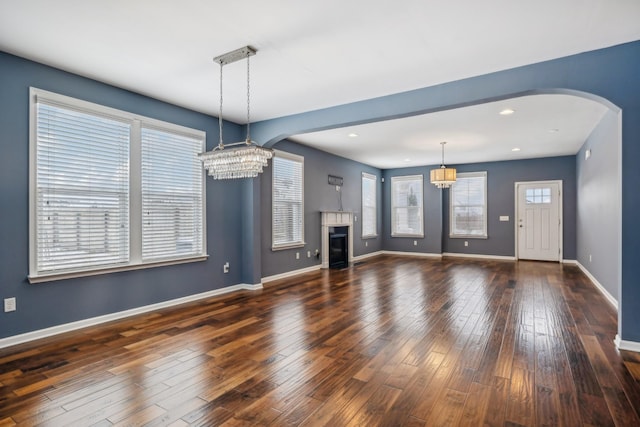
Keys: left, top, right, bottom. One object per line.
{"left": 110, "top": 403, "right": 166, "bottom": 426}
{"left": 299, "top": 377, "right": 367, "bottom": 426}
{"left": 505, "top": 367, "right": 535, "bottom": 426}
{"left": 375, "top": 351, "right": 445, "bottom": 427}
{"left": 581, "top": 334, "right": 640, "bottom": 426}
{"left": 0, "top": 256, "right": 637, "bottom": 426}
{"left": 459, "top": 381, "right": 492, "bottom": 427}
{"left": 0, "top": 418, "right": 16, "bottom": 427}
{"left": 483, "top": 375, "right": 510, "bottom": 427}
{"left": 345, "top": 384, "right": 402, "bottom": 426}
{"left": 146, "top": 396, "right": 209, "bottom": 426}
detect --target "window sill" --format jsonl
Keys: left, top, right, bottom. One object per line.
{"left": 28, "top": 255, "right": 209, "bottom": 284}
{"left": 449, "top": 235, "right": 488, "bottom": 239}
{"left": 272, "top": 242, "right": 306, "bottom": 251}
{"left": 391, "top": 233, "right": 424, "bottom": 238}
{"left": 362, "top": 234, "right": 378, "bottom": 239}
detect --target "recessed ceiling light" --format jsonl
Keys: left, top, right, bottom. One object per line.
{"left": 499, "top": 108, "right": 515, "bottom": 115}
{"left": 549, "top": 128, "right": 559, "bottom": 133}
{"left": 348, "top": 132, "right": 359, "bottom": 138}
{"left": 512, "top": 148, "right": 521, "bottom": 152}
{"left": 404, "top": 158, "right": 411, "bottom": 162}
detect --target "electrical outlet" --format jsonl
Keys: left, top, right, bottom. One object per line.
{"left": 4, "top": 297, "right": 16, "bottom": 313}
{"left": 589, "top": 254, "right": 592, "bottom": 263}
{"left": 307, "top": 251, "right": 311, "bottom": 258}
{"left": 223, "top": 262, "right": 230, "bottom": 273}
{"left": 464, "top": 241, "right": 469, "bottom": 247}
{"left": 365, "top": 241, "right": 368, "bottom": 247}
{"left": 296, "top": 252, "right": 300, "bottom": 260}
{"left": 314, "top": 249, "right": 320, "bottom": 259}
{"left": 413, "top": 240, "right": 417, "bottom": 246}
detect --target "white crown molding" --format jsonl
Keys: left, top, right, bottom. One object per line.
{"left": 0, "top": 283, "right": 261, "bottom": 350}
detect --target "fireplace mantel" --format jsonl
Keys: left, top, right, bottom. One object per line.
{"left": 321, "top": 211, "right": 353, "bottom": 269}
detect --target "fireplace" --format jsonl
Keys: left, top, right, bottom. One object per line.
{"left": 329, "top": 226, "right": 348, "bottom": 268}
{"left": 321, "top": 211, "right": 353, "bottom": 269}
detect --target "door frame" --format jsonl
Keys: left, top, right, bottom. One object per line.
{"left": 514, "top": 180, "right": 563, "bottom": 262}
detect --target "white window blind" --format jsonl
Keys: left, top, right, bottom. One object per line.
{"left": 141, "top": 127, "right": 204, "bottom": 261}
{"left": 30, "top": 88, "right": 206, "bottom": 281}
{"left": 34, "top": 100, "right": 130, "bottom": 273}
{"left": 450, "top": 171, "right": 487, "bottom": 238}
{"left": 391, "top": 175, "right": 424, "bottom": 237}
{"left": 272, "top": 151, "right": 304, "bottom": 249}
{"left": 362, "top": 172, "right": 377, "bottom": 238}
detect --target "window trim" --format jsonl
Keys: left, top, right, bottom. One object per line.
{"left": 29, "top": 88, "right": 207, "bottom": 283}
{"left": 390, "top": 174, "right": 424, "bottom": 238}
{"left": 271, "top": 149, "right": 305, "bottom": 251}
{"left": 449, "top": 171, "right": 488, "bottom": 239}
{"left": 361, "top": 172, "right": 377, "bottom": 238}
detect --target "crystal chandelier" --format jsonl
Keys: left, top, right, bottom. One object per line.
{"left": 199, "top": 46, "right": 273, "bottom": 179}
{"left": 430, "top": 141, "right": 457, "bottom": 188}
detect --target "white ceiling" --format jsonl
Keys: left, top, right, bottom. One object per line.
{"left": 1, "top": 0, "right": 638, "bottom": 168}
{"left": 289, "top": 94, "right": 609, "bottom": 168}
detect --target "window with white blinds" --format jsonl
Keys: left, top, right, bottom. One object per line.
{"left": 34, "top": 100, "right": 131, "bottom": 273}
{"left": 391, "top": 175, "right": 424, "bottom": 237}
{"left": 450, "top": 171, "right": 487, "bottom": 238}
{"left": 362, "top": 172, "right": 377, "bottom": 238}
{"left": 29, "top": 88, "right": 206, "bottom": 281}
{"left": 141, "top": 127, "right": 203, "bottom": 261}
{"left": 272, "top": 151, "right": 304, "bottom": 249}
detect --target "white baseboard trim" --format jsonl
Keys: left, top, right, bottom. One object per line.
{"left": 443, "top": 252, "right": 516, "bottom": 261}
{"left": 381, "top": 250, "right": 443, "bottom": 258}
{"left": 615, "top": 335, "right": 640, "bottom": 353}
{"left": 353, "top": 251, "right": 384, "bottom": 262}
{"left": 0, "top": 283, "right": 261, "bottom": 350}
{"left": 575, "top": 262, "right": 618, "bottom": 309}
{"left": 261, "top": 264, "right": 322, "bottom": 284}
{"left": 562, "top": 259, "right": 578, "bottom": 265}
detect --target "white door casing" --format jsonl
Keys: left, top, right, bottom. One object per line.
{"left": 515, "top": 181, "right": 562, "bottom": 262}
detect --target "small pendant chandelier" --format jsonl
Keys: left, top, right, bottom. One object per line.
{"left": 430, "top": 141, "right": 457, "bottom": 188}
{"left": 199, "top": 46, "right": 273, "bottom": 179}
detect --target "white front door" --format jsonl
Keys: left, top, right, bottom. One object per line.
{"left": 516, "top": 181, "right": 562, "bottom": 261}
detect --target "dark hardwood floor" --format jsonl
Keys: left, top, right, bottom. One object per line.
{"left": 1, "top": 255, "right": 639, "bottom": 426}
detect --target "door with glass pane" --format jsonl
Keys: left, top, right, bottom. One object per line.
{"left": 516, "top": 181, "right": 562, "bottom": 261}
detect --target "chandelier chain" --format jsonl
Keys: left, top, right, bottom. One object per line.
{"left": 218, "top": 63, "right": 224, "bottom": 148}
{"left": 246, "top": 53, "right": 251, "bottom": 142}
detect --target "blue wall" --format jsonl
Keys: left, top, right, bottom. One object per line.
{"left": 377, "top": 157, "right": 576, "bottom": 259}
{"left": 2, "top": 41, "right": 639, "bottom": 344}
{"left": 0, "top": 52, "right": 246, "bottom": 339}
{"left": 381, "top": 167, "right": 443, "bottom": 255}
{"left": 251, "top": 41, "right": 640, "bottom": 344}
{"left": 260, "top": 140, "right": 382, "bottom": 278}
{"left": 442, "top": 156, "right": 577, "bottom": 259}
{"left": 577, "top": 110, "right": 621, "bottom": 301}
